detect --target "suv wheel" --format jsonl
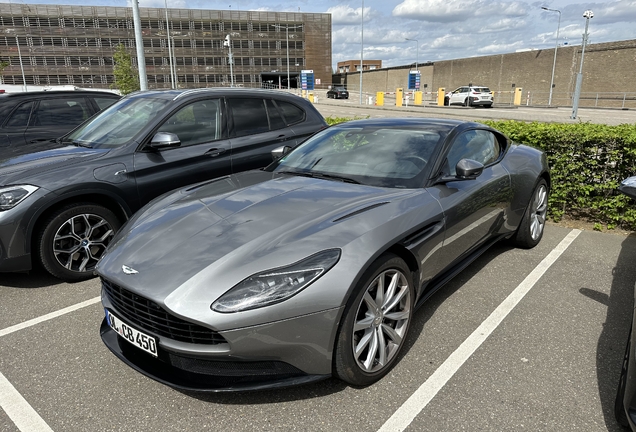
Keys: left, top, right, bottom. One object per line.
{"left": 38, "top": 203, "right": 121, "bottom": 282}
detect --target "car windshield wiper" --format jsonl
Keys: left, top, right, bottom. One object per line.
{"left": 277, "top": 170, "right": 360, "bottom": 184}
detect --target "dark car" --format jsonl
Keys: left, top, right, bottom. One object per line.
{"left": 327, "top": 86, "right": 349, "bottom": 99}
{"left": 615, "top": 176, "right": 636, "bottom": 429}
{"left": 96, "top": 118, "right": 549, "bottom": 391}
{"left": 0, "top": 90, "right": 120, "bottom": 157}
{"left": 0, "top": 88, "right": 327, "bottom": 281}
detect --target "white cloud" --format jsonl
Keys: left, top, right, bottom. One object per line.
{"left": 327, "top": 5, "right": 373, "bottom": 25}
{"left": 392, "top": 0, "right": 527, "bottom": 23}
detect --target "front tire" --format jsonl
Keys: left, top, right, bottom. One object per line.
{"left": 38, "top": 203, "right": 121, "bottom": 282}
{"left": 512, "top": 179, "right": 548, "bottom": 248}
{"left": 334, "top": 254, "right": 414, "bottom": 386}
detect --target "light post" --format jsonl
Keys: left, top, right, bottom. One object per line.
{"left": 270, "top": 24, "right": 303, "bottom": 90}
{"left": 164, "top": 0, "right": 175, "bottom": 89}
{"left": 571, "top": 10, "right": 593, "bottom": 119}
{"left": 359, "top": 0, "right": 364, "bottom": 105}
{"left": 541, "top": 6, "right": 561, "bottom": 106}
{"left": 405, "top": 38, "right": 419, "bottom": 73}
{"left": 131, "top": 0, "right": 148, "bottom": 90}
{"left": 223, "top": 34, "right": 234, "bottom": 87}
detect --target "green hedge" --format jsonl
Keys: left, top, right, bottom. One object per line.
{"left": 325, "top": 116, "right": 636, "bottom": 230}
{"left": 484, "top": 121, "right": 636, "bottom": 230}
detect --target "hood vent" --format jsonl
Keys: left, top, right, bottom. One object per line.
{"left": 333, "top": 202, "right": 389, "bottom": 223}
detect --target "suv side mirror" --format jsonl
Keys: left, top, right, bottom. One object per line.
{"left": 271, "top": 145, "right": 292, "bottom": 160}
{"left": 149, "top": 132, "right": 181, "bottom": 149}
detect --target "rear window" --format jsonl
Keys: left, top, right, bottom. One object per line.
{"left": 473, "top": 87, "right": 491, "bottom": 93}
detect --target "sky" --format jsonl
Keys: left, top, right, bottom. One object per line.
{"left": 12, "top": 0, "right": 636, "bottom": 70}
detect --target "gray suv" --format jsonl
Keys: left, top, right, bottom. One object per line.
{"left": 0, "top": 88, "right": 327, "bottom": 281}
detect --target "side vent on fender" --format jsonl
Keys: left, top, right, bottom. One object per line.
{"left": 332, "top": 202, "right": 389, "bottom": 223}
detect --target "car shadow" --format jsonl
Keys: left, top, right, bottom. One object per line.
{"left": 581, "top": 233, "right": 636, "bottom": 431}
{"left": 184, "top": 242, "right": 512, "bottom": 405}
{"left": 0, "top": 266, "right": 63, "bottom": 289}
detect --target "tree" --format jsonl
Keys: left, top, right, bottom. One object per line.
{"left": 0, "top": 59, "right": 10, "bottom": 85}
{"left": 111, "top": 44, "right": 140, "bottom": 95}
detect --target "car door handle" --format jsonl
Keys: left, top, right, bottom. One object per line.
{"left": 29, "top": 138, "right": 50, "bottom": 143}
{"left": 277, "top": 134, "right": 287, "bottom": 141}
{"left": 204, "top": 148, "right": 227, "bottom": 157}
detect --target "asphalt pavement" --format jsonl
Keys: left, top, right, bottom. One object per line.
{"left": 1, "top": 225, "right": 635, "bottom": 431}
{"left": 312, "top": 93, "right": 636, "bottom": 126}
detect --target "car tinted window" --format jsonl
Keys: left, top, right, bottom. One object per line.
{"left": 157, "top": 99, "right": 222, "bottom": 147}
{"left": 229, "top": 98, "right": 269, "bottom": 137}
{"left": 446, "top": 130, "right": 500, "bottom": 175}
{"left": 473, "top": 87, "right": 491, "bottom": 93}
{"left": 266, "top": 99, "right": 286, "bottom": 130}
{"left": 276, "top": 100, "right": 305, "bottom": 125}
{"left": 271, "top": 125, "right": 448, "bottom": 188}
{"left": 93, "top": 96, "right": 119, "bottom": 111}
{"left": 5, "top": 101, "right": 33, "bottom": 127}
{"left": 64, "top": 96, "right": 170, "bottom": 148}
{"left": 31, "top": 98, "right": 90, "bottom": 127}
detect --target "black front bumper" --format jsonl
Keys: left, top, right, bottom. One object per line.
{"left": 100, "top": 319, "right": 329, "bottom": 392}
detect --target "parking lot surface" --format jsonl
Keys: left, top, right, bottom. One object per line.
{"left": 1, "top": 225, "right": 635, "bottom": 431}
{"left": 312, "top": 95, "right": 636, "bottom": 126}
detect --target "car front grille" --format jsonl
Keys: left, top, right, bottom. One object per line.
{"left": 101, "top": 278, "right": 226, "bottom": 345}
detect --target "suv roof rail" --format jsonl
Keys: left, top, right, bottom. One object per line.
{"left": 173, "top": 88, "right": 220, "bottom": 100}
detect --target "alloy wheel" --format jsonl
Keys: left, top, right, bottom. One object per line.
{"left": 530, "top": 184, "right": 548, "bottom": 241}
{"left": 352, "top": 268, "right": 411, "bottom": 373}
{"left": 53, "top": 213, "right": 115, "bottom": 273}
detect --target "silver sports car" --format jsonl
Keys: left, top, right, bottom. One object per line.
{"left": 97, "top": 118, "right": 549, "bottom": 391}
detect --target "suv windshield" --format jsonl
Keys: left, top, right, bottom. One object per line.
{"left": 269, "top": 125, "right": 449, "bottom": 188}
{"left": 62, "top": 96, "right": 170, "bottom": 148}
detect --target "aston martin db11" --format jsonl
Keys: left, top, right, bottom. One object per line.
{"left": 97, "top": 118, "right": 549, "bottom": 391}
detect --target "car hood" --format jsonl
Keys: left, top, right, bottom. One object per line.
{"left": 97, "top": 170, "right": 419, "bottom": 303}
{"left": 0, "top": 145, "right": 109, "bottom": 185}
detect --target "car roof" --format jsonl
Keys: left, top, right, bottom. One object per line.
{"left": 123, "top": 88, "right": 312, "bottom": 102}
{"left": 0, "top": 90, "right": 119, "bottom": 99}
{"left": 332, "top": 117, "right": 476, "bottom": 129}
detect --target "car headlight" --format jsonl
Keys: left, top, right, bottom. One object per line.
{"left": 211, "top": 249, "right": 341, "bottom": 313}
{"left": 0, "top": 185, "right": 39, "bottom": 210}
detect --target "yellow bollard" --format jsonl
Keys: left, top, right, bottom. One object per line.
{"left": 513, "top": 88, "right": 523, "bottom": 105}
{"left": 396, "top": 88, "right": 403, "bottom": 107}
{"left": 302, "top": 90, "right": 306, "bottom": 98}
{"left": 437, "top": 88, "right": 446, "bottom": 106}
{"left": 414, "top": 91, "right": 422, "bottom": 106}
{"left": 309, "top": 92, "right": 314, "bottom": 103}
{"left": 376, "top": 92, "right": 384, "bottom": 106}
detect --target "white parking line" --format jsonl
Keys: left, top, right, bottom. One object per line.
{"left": 0, "top": 297, "right": 101, "bottom": 338}
{"left": 378, "top": 229, "right": 581, "bottom": 432}
{"left": 0, "top": 372, "right": 53, "bottom": 432}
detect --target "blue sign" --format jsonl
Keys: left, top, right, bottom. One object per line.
{"left": 408, "top": 71, "right": 421, "bottom": 90}
{"left": 301, "top": 69, "right": 314, "bottom": 90}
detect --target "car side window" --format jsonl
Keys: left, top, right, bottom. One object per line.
{"left": 157, "top": 98, "right": 222, "bottom": 147}
{"left": 5, "top": 101, "right": 33, "bottom": 128}
{"left": 31, "top": 98, "right": 90, "bottom": 127}
{"left": 446, "top": 130, "right": 500, "bottom": 175}
{"left": 93, "top": 96, "right": 119, "bottom": 111}
{"left": 275, "top": 100, "right": 305, "bottom": 125}
{"left": 229, "top": 98, "right": 269, "bottom": 137}
{"left": 266, "top": 99, "right": 286, "bottom": 130}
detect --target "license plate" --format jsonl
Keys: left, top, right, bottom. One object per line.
{"left": 482, "top": 95, "right": 491, "bottom": 99}
{"left": 106, "top": 309, "right": 158, "bottom": 357}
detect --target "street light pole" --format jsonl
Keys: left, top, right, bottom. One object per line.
{"left": 541, "top": 6, "right": 561, "bottom": 106}
{"left": 131, "top": 0, "right": 148, "bottom": 90}
{"left": 405, "top": 38, "right": 419, "bottom": 73}
{"left": 359, "top": 0, "right": 364, "bottom": 105}
{"left": 571, "top": 10, "right": 593, "bottom": 119}
{"left": 223, "top": 34, "right": 234, "bottom": 87}
{"left": 164, "top": 0, "right": 175, "bottom": 89}
{"left": 271, "top": 24, "right": 303, "bottom": 90}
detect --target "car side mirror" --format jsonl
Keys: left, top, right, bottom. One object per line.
{"left": 272, "top": 145, "right": 292, "bottom": 160}
{"left": 455, "top": 159, "right": 484, "bottom": 179}
{"left": 436, "top": 159, "right": 484, "bottom": 183}
{"left": 149, "top": 132, "right": 181, "bottom": 149}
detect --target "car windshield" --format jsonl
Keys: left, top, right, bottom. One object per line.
{"left": 269, "top": 125, "right": 449, "bottom": 188}
{"left": 61, "top": 96, "right": 171, "bottom": 148}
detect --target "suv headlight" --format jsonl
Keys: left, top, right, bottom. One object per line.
{"left": 211, "top": 249, "right": 341, "bottom": 313}
{"left": 0, "top": 185, "right": 39, "bottom": 210}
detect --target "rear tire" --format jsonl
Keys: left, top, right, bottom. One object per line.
{"left": 512, "top": 179, "right": 548, "bottom": 249}
{"left": 615, "top": 328, "right": 631, "bottom": 427}
{"left": 38, "top": 203, "right": 121, "bottom": 282}
{"left": 334, "top": 254, "right": 414, "bottom": 386}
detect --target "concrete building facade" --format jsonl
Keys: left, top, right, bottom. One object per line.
{"left": 336, "top": 59, "right": 382, "bottom": 74}
{"left": 0, "top": 3, "right": 332, "bottom": 90}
